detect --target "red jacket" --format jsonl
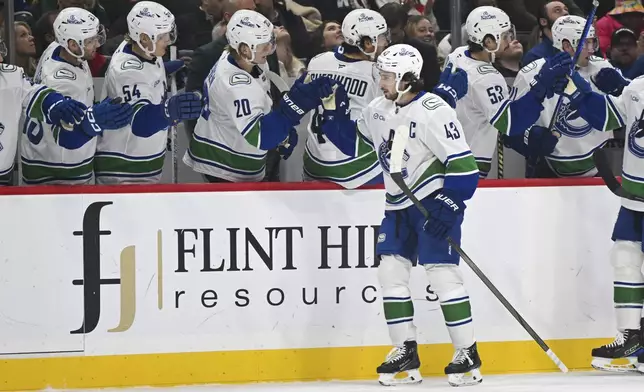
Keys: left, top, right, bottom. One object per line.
{"left": 596, "top": 15, "right": 623, "bottom": 55}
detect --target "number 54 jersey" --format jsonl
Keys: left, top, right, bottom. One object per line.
{"left": 445, "top": 46, "right": 510, "bottom": 179}
{"left": 97, "top": 42, "right": 168, "bottom": 184}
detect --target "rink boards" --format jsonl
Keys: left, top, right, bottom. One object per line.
{"left": 0, "top": 179, "right": 623, "bottom": 390}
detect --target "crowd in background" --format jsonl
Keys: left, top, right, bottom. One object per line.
{"left": 1, "top": 0, "right": 644, "bottom": 184}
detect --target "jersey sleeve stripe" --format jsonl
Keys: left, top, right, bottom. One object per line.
{"left": 241, "top": 113, "right": 263, "bottom": 137}
{"left": 26, "top": 86, "right": 52, "bottom": 120}
{"left": 445, "top": 154, "right": 479, "bottom": 176}
{"left": 605, "top": 95, "right": 625, "bottom": 132}
{"left": 193, "top": 133, "right": 267, "bottom": 158}
{"left": 444, "top": 150, "right": 472, "bottom": 166}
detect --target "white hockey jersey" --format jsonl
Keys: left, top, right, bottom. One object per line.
{"left": 514, "top": 56, "right": 614, "bottom": 177}
{"left": 445, "top": 46, "right": 509, "bottom": 178}
{"left": 184, "top": 52, "right": 273, "bottom": 182}
{"left": 356, "top": 92, "right": 479, "bottom": 210}
{"left": 96, "top": 43, "right": 168, "bottom": 184}
{"left": 0, "top": 64, "right": 56, "bottom": 184}
{"left": 601, "top": 77, "right": 644, "bottom": 212}
{"left": 21, "top": 45, "right": 95, "bottom": 185}
{"left": 303, "top": 50, "right": 382, "bottom": 188}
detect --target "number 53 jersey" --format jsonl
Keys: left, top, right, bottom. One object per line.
{"left": 97, "top": 42, "right": 168, "bottom": 184}
{"left": 445, "top": 46, "right": 510, "bottom": 179}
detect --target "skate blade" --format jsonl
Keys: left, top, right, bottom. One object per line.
{"left": 378, "top": 369, "right": 423, "bottom": 386}
{"left": 591, "top": 357, "right": 639, "bottom": 373}
{"left": 447, "top": 368, "right": 483, "bottom": 387}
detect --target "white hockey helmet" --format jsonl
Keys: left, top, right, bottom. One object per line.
{"left": 551, "top": 15, "right": 598, "bottom": 53}
{"left": 466, "top": 6, "right": 514, "bottom": 54}
{"left": 377, "top": 44, "right": 423, "bottom": 98}
{"left": 127, "top": 1, "right": 177, "bottom": 57}
{"left": 53, "top": 7, "right": 106, "bottom": 59}
{"left": 342, "top": 9, "right": 389, "bottom": 59}
{"left": 226, "top": 9, "right": 276, "bottom": 63}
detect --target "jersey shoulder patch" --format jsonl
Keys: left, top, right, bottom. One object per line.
{"left": 229, "top": 73, "right": 251, "bottom": 86}
{"left": 421, "top": 95, "right": 447, "bottom": 111}
{"left": 53, "top": 68, "right": 77, "bottom": 80}
{"left": 0, "top": 64, "right": 18, "bottom": 73}
{"left": 477, "top": 64, "right": 500, "bottom": 75}
{"left": 121, "top": 58, "right": 144, "bottom": 71}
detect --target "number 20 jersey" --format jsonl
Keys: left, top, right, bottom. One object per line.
{"left": 445, "top": 46, "right": 510, "bottom": 178}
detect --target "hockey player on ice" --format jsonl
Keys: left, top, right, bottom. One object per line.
{"left": 184, "top": 9, "right": 334, "bottom": 183}
{"left": 316, "top": 43, "right": 483, "bottom": 387}
{"left": 552, "top": 60, "right": 644, "bottom": 372}
{"left": 0, "top": 36, "right": 90, "bottom": 185}
{"left": 446, "top": 6, "right": 573, "bottom": 178}
{"left": 97, "top": 1, "right": 203, "bottom": 184}
{"left": 21, "top": 7, "right": 133, "bottom": 185}
{"left": 303, "top": 9, "right": 388, "bottom": 188}
{"left": 510, "top": 14, "right": 618, "bottom": 178}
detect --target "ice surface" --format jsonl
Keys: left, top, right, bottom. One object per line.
{"left": 75, "top": 371, "right": 644, "bottom": 392}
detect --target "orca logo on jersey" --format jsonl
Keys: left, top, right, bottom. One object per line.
{"left": 554, "top": 102, "right": 593, "bottom": 138}
{"left": 627, "top": 116, "right": 644, "bottom": 158}
{"left": 378, "top": 136, "right": 409, "bottom": 178}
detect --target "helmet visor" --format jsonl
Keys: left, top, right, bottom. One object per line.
{"left": 501, "top": 25, "right": 516, "bottom": 43}
{"left": 158, "top": 23, "right": 178, "bottom": 45}
{"left": 84, "top": 24, "right": 107, "bottom": 47}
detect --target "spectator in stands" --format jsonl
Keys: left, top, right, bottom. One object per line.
{"left": 275, "top": 26, "right": 305, "bottom": 78}
{"left": 253, "top": 0, "right": 311, "bottom": 59}
{"left": 13, "top": 21, "right": 36, "bottom": 76}
{"left": 35, "top": 0, "right": 109, "bottom": 27}
{"left": 496, "top": 0, "right": 537, "bottom": 31}
{"left": 295, "top": 0, "right": 362, "bottom": 25}
{"left": 608, "top": 27, "right": 641, "bottom": 77}
{"left": 596, "top": 0, "right": 644, "bottom": 56}
{"left": 31, "top": 9, "right": 57, "bottom": 57}
{"left": 380, "top": 1, "right": 441, "bottom": 89}
{"left": 494, "top": 39, "right": 523, "bottom": 77}
{"left": 309, "top": 20, "right": 343, "bottom": 58}
{"left": 175, "top": 0, "right": 225, "bottom": 51}
{"left": 405, "top": 15, "right": 435, "bottom": 45}
{"left": 522, "top": 0, "right": 569, "bottom": 66}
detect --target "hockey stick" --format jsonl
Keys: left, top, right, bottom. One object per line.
{"left": 497, "top": 133, "right": 504, "bottom": 179}
{"left": 593, "top": 148, "right": 644, "bottom": 202}
{"left": 527, "top": 0, "right": 599, "bottom": 177}
{"left": 169, "top": 46, "right": 179, "bottom": 184}
{"left": 389, "top": 124, "right": 569, "bottom": 373}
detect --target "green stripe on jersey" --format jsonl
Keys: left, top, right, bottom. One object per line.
{"left": 244, "top": 121, "right": 262, "bottom": 149}
{"left": 447, "top": 154, "right": 478, "bottom": 176}
{"left": 492, "top": 105, "right": 510, "bottom": 136}
{"left": 94, "top": 153, "right": 165, "bottom": 176}
{"left": 189, "top": 135, "right": 266, "bottom": 174}
{"left": 623, "top": 175, "right": 644, "bottom": 198}
{"left": 605, "top": 97, "right": 624, "bottom": 132}
{"left": 21, "top": 158, "right": 93, "bottom": 183}
{"left": 27, "top": 88, "right": 54, "bottom": 121}
{"left": 476, "top": 160, "right": 491, "bottom": 176}
{"left": 546, "top": 156, "right": 595, "bottom": 177}
{"left": 303, "top": 147, "right": 378, "bottom": 182}
{"left": 386, "top": 159, "right": 444, "bottom": 204}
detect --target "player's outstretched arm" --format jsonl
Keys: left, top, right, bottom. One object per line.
{"left": 318, "top": 84, "right": 374, "bottom": 158}
{"left": 562, "top": 71, "right": 626, "bottom": 132}
{"left": 57, "top": 98, "right": 134, "bottom": 150}
{"left": 491, "top": 53, "right": 572, "bottom": 137}
{"left": 130, "top": 91, "right": 202, "bottom": 138}
{"left": 431, "top": 63, "right": 468, "bottom": 109}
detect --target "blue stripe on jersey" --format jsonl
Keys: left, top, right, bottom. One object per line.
{"left": 445, "top": 150, "right": 472, "bottom": 165}
{"left": 21, "top": 155, "right": 94, "bottom": 167}
{"left": 95, "top": 169, "right": 163, "bottom": 179}
{"left": 386, "top": 174, "right": 445, "bottom": 206}
{"left": 305, "top": 144, "right": 358, "bottom": 165}
{"left": 303, "top": 158, "right": 380, "bottom": 183}
{"left": 94, "top": 150, "right": 166, "bottom": 160}
{"left": 546, "top": 141, "right": 607, "bottom": 160}
{"left": 22, "top": 172, "right": 93, "bottom": 185}
{"left": 623, "top": 171, "right": 644, "bottom": 182}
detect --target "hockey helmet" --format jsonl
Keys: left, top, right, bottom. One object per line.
{"left": 551, "top": 15, "right": 598, "bottom": 53}
{"left": 127, "top": 1, "right": 177, "bottom": 57}
{"left": 377, "top": 43, "right": 423, "bottom": 98}
{"left": 226, "top": 9, "right": 276, "bottom": 64}
{"left": 53, "top": 7, "right": 106, "bottom": 59}
{"left": 466, "top": 6, "right": 515, "bottom": 53}
{"left": 341, "top": 9, "right": 389, "bottom": 59}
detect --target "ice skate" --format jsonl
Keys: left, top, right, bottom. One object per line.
{"left": 445, "top": 342, "right": 483, "bottom": 387}
{"left": 376, "top": 340, "right": 422, "bottom": 386}
{"left": 591, "top": 329, "right": 644, "bottom": 372}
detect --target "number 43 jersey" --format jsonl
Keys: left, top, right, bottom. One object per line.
{"left": 445, "top": 46, "right": 510, "bottom": 178}
{"left": 97, "top": 42, "right": 168, "bottom": 184}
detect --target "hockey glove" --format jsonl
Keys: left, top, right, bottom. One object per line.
{"left": 321, "top": 84, "right": 350, "bottom": 121}
{"left": 80, "top": 97, "right": 134, "bottom": 136}
{"left": 280, "top": 74, "right": 335, "bottom": 124}
{"left": 561, "top": 71, "right": 592, "bottom": 109}
{"left": 432, "top": 62, "right": 468, "bottom": 108}
{"left": 278, "top": 128, "right": 298, "bottom": 160}
{"left": 524, "top": 125, "right": 559, "bottom": 160}
{"left": 422, "top": 190, "right": 466, "bottom": 240}
{"left": 530, "top": 52, "right": 573, "bottom": 101}
{"left": 46, "top": 95, "right": 87, "bottom": 127}
{"left": 592, "top": 67, "right": 630, "bottom": 96}
{"left": 164, "top": 91, "right": 203, "bottom": 122}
